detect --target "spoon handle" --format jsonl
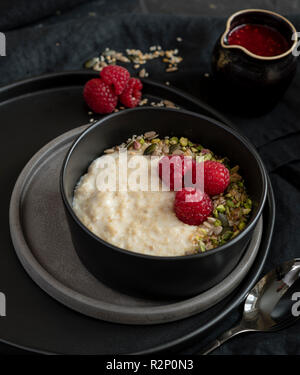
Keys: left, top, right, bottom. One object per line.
{"left": 197, "top": 323, "right": 251, "bottom": 355}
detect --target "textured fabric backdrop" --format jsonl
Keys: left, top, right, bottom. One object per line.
{"left": 0, "top": 0, "right": 300, "bottom": 355}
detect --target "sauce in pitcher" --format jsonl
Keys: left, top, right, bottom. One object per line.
{"left": 227, "top": 24, "right": 289, "bottom": 57}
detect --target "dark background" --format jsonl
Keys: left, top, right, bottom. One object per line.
{"left": 0, "top": 0, "right": 300, "bottom": 355}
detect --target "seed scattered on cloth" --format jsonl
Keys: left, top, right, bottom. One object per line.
{"left": 83, "top": 42, "right": 183, "bottom": 76}
{"left": 139, "top": 68, "right": 149, "bottom": 78}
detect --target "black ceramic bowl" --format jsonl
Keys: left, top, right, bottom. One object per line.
{"left": 61, "top": 107, "right": 267, "bottom": 299}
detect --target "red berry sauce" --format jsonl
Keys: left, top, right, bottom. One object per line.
{"left": 227, "top": 24, "right": 289, "bottom": 57}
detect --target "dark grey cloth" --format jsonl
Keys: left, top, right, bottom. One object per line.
{"left": 0, "top": 0, "right": 299, "bottom": 355}
{"left": 0, "top": 0, "right": 88, "bottom": 31}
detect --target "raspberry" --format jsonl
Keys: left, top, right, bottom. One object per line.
{"left": 119, "top": 78, "right": 143, "bottom": 108}
{"left": 159, "top": 155, "right": 194, "bottom": 191}
{"left": 100, "top": 65, "right": 130, "bottom": 95}
{"left": 83, "top": 78, "right": 118, "bottom": 114}
{"left": 174, "top": 188, "right": 213, "bottom": 226}
{"left": 204, "top": 161, "right": 230, "bottom": 196}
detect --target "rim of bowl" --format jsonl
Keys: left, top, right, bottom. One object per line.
{"left": 221, "top": 8, "right": 298, "bottom": 61}
{"left": 60, "top": 107, "right": 268, "bottom": 261}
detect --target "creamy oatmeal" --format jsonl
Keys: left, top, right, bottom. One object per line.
{"left": 73, "top": 153, "right": 199, "bottom": 256}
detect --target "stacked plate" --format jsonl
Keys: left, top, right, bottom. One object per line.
{"left": 2, "top": 71, "right": 275, "bottom": 354}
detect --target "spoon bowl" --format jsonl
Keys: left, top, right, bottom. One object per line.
{"left": 199, "top": 259, "right": 300, "bottom": 354}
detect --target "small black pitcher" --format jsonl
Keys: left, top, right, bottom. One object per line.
{"left": 211, "top": 9, "right": 298, "bottom": 115}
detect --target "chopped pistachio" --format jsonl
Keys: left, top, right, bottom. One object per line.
{"left": 151, "top": 138, "right": 160, "bottom": 143}
{"left": 139, "top": 138, "right": 145, "bottom": 145}
{"left": 232, "top": 230, "right": 240, "bottom": 238}
{"left": 213, "top": 209, "right": 219, "bottom": 218}
{"left": 164, "top": 139, "right": 170, "bottom": 145}
{"left": 214, "top": 219, "right": 222, "bottom": 227}
{"left": 199, "top": 240, "right": 206, "bottom": 252}
{"left": 238, "top": 221, "right": 246, "bottom": 230}
{"left": 170, "top": 136, "right": 178, "bottom": 144}
{"left": 203, "top": 153, "right": 212, "bottom": 161}
{"left": 188, "top": 141, "right": 194, "bottom": 147}
{"left": 191, "top": 147, "right": 198, "bottom": 153}
{"left": 222, "top": 231, "right": 233, "bottom": 241}
{"left": 244, "top": 199, "right": 252, "bottom": 209}
{"left": 179, "top": 137, "right": 188, "bottom": 146}
{"left": 243, "top": 208, "right": 251, "bottom": 215}
{"left": 181, "top": 146, "right": 187, "bottom": 151}
{"left": 226, "top": 199, "right": 235, "bottom": 208}
{"left": 197, "top": 145, "right": 203, "bottom": 151}
{"left": 217, "top": 204, "right": 226, "bottom": 213}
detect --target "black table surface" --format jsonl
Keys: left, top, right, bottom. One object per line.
{"left": 0, "top": 0, "right": 300, "bottom": 355}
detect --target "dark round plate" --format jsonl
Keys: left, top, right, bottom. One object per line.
{"left": 0, "top": 71, "right": 275, "bottom": 354}
{"left": 9, "top": 124, "right": 263, "bottom": 325}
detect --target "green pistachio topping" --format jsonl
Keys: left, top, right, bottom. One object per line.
{"left": 179, "top": 137, "right": 188, "bottom": 147}
{"left": 244, "top": 199, "right": 252, "bottom": 209}
{"left": 203, "top": 153, "right": 212, "bottom": 161}
{"left": 213, "top": 209, "right": 219, "bottom": 218}
{"left": 214, "top": 219, "right": 222, "bottom": 227}
{"left": 151, "top": 138, "right": 160, "bottom": 143}
{"left": 226, "top": 199, "right": 235, "bottom": 208}
{"left": 222, "top": 231, "right": 233, "bottom": 241}
{"left": 238, "top": 221, "right": 246, "bottom": 230}
{"left": 243, "top": 208, "right": 251, "bottom": 215}
{"left": 170, "top": 137, "right": 178, "bottom": 145}
{"left": 199, "top": 240, "right": 206, "bottom": 252}
{"left": 217, "top": 204, "right": 226, "bottom": 213}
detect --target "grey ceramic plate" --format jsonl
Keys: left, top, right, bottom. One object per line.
{"left": 9, "top": 125, "right": 263, "bottom": 325}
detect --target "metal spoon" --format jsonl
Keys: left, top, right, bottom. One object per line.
{"left": 198, "top": 259, "right": 300, "bottom": 355}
